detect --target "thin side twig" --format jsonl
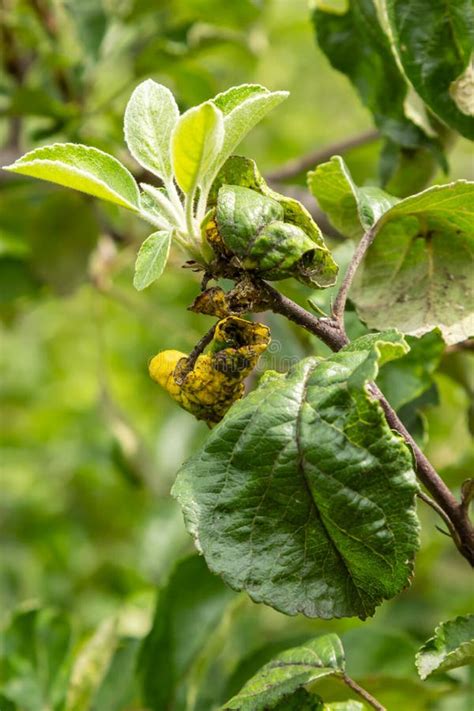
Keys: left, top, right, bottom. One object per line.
{"left": 342, "top": 673, "right": 386, "bottom": 711}
{"left": 266, "top": 129, "right": 379, "bottom": 182}
{"left": 174, "top": 322, "right": 217, "bottom": 385}
{"left": 417, "top": 490, "right": 462, "bottom": 546}
{"left": 332, "top": 224, "right": 377, "bottom": 324}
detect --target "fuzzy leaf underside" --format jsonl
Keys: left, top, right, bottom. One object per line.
{"left": 133, "top": 230, "right": 172, "bottom": 290}
{"left": 124, "top": 79, "right": 179, "bottom": 181}
{"left": 173, "top": 333, "right": 420, "bottom": 619}
{"left": 352, "top": 181, "right": 474, "bottom": 345}
{"left": 4, "top": 143, "right": 140, "bottom": 211}
{"left": 416, "top": 614, "right": 474, "bottom": 680}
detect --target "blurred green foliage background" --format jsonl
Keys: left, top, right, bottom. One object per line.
{"left": 0, "top": 1, "right": 473, "bottom": 709}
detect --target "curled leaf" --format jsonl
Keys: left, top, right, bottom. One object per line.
{"left": 208, "top": 156, "right": 338, "bottom": 288}
{"left": 149, "top": 317, "right": 270, "bottom": 423}
{"left": 207, "top": 184, "right": 334, "bottom": 287}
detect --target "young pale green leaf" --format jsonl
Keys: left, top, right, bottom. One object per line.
{"left": 385, "top": 0, "right": 474, "bottom": 140}
{"left": 308, "top": 156, "right": 398, "bottom": 239}
{"left": 210, "top": 155, "right": 338, "bottom": 287}
{"left": 124, "top": 80, "right": 179, "bottom": 181}
{"left": 3, "top": 144, "right": 140, "bottom": 211}
{"left": 133, "top": 230, "right": 172, "bottom": 290}
{"left": 222, "top": 635, "right": 344, "bottom": 711}
{"left": 209, "top": 85, "right": 288, "bottom": 180}
{"left": 352, "top": 180, "right": 474, "bottom": 345}
{"left": 415, "top": 614, "right": 474, "bottom": 680}
{"left": 171, "top": 102, "right": 224, "bottom": 194}
{"left": 139, "top": 555, "right": 235, "bottom": 711}
{"left": 173, "top": 332, "right": 419, "bottom": 620}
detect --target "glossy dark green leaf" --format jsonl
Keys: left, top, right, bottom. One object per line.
{"left": 352, "top": 181, "right": 474, "bottom": 345}
{"left": 139, "top": 554, "right": 235, "bottom": 711}
{"left": 210, "top": 155, "right": 337, "bottom": 287}
{"left": 312, "top": 0, "right": 442, "bottom": 155}
{"left": 416, "top": 614, "right": 474, "bottom": 680}
{"left": 173, "top": 332, "right": 419, "bottom": 619}
{"left": 385, "top": 0, "right": 474, "bottom": 140}
{"left": 222, "top": 634, "right": 344, "bottom": 710}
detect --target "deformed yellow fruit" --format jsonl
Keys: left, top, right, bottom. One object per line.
{"left": 149, "top": 317, "right": 270, "bottom": 424}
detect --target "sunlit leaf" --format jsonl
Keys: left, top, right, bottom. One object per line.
{"left": 133, "top": 230, "right": 172, "bottom": 290}
{"left": 124, "top": 80, "right": 179, "bottom": 181}
{"left": 171, "top": 101, "right": 224, "bottom": 194}
{"left": 3, "top": 144, "right": 140, "bottom": 211}
{"left": 308, "top": 155, "right": 398, "bottom": 239}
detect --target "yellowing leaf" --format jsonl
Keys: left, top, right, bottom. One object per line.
{"left": 149, "top": 317, "right": 270, "bottom": 423}
{"left": 171, "top": 102, "right": 224, "bottom": 194}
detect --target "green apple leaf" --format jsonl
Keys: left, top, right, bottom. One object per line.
{"left": 210, "top": 155, "right": 338, "bottom": 287}
{"left": 352, "top": 180, "right": 474, "bottom": 345}
{"left": 312, "top": 0, "right": 446, "bottom": 194}
{"left": 133, "top": 230, "right": 172, "bottom": 290}
{"left": 173, "top": 332, "right": 419, "bottom": 619}
{"left": 171, "top": 101, "right": 224, "bottom": 194}
{"left": 210, "top": 84, "right": 288, "bottom": 181}
{"left": 312, "top": 0, "right": 441, "bottom": 152}
{"left": 308, "top": 156, "right": 399, "bottom": 239}
{"left": 215, "top": 185, "right": 324, "bottom": 284}
{"left": 385, "top": 0, "right": 474, "bottom": 139}
{"left": 222, "top": 634, "right": 344, "bottom": 711}
{"left": 3, "top": 143, "right": 140, "bottom": 211}
{"left": 416, "top": 614, "right": 474, "bottom": 680}
{"left": 124, "top": 79, "right": 179, "bottom": 182}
